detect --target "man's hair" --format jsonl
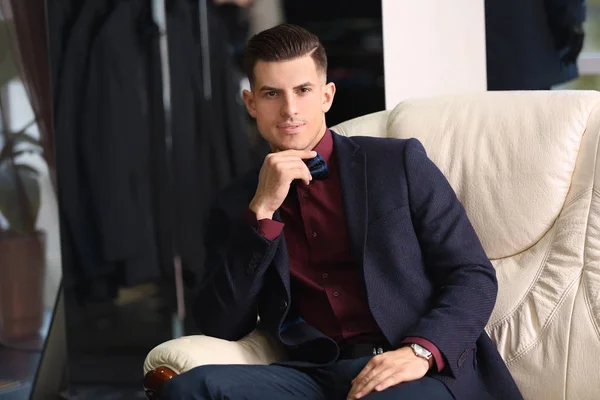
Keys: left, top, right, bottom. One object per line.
{"left": 243, "top": 24, "right": 327, "bottom": 85}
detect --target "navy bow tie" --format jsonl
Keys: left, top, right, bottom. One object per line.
{"left": 305, "top": 153, "right": 328, "bottom": 180}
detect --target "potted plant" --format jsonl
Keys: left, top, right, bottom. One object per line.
{"left": 0, "top": 22, "right": 46, "bottom": 348}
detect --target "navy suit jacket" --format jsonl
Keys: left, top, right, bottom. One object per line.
{"left": 193, "top": 132, "right": 523, "bottom": 400}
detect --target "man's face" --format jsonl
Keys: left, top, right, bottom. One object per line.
{"left": 243, "top": 55, "right": 336, "bottom": 152}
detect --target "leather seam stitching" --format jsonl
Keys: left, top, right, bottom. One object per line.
{"left": 489, "top": 189, "right": 591, "bottom": 262}
{"left": 566, "top": 113, "right": 600, "bottom": 398}
{"left": 582, "top": 134, "right": 600, "bottom": 342}
{"left": 582, "top": 271, "right": 600, "bottom": 341}
{"left": 564, "top": 276, "right": 583, "bottom": 399}
{"left": 486, "top": 188, "right": 591, "bottom": 329}
{"left": 486, "top": 225, "right": 557, "bottom": 330}
{"left": 505, "top": 273, "right": 581, "bottom": 366}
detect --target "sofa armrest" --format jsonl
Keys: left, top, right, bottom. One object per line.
{"left": 142, "top": 329, "right": 287, "bottom": 398}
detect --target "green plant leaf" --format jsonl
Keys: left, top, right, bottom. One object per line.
{"left": 0, "top": 162, "right": 40, "bottom": 233}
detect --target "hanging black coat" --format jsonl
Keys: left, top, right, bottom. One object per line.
{"left": 166, "top": 0, "right": 252, "bottom": 285}
{"left": 52, "top": 0, "right": 253, "bottom": 301}
{"left": 54, "top": 0, "right": 162, "bottom": 300}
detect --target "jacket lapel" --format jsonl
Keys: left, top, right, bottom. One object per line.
{"left": 332, "top": 131, "right": 368, "bottom": 271}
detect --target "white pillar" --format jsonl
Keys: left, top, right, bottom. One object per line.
{"left": 382, "top": 0, "right": 487, "bottom": 108}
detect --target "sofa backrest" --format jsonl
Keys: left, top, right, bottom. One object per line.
{"left": 332, "top": 90, "right": 600, "bottom": 400}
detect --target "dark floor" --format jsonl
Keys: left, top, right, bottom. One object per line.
{"left": 0, "top": 344, "right": 40, "bottom": 399}
{"left": 0, "top": 283, "right": 180, "bottom": 399}
{"left": 0, "top": 380, "right": 32, "bottom": 400}
{"left": 64, "top": 283, "right": 175, "bottom": 385}
{"left": 68, "top": 384, "right": 147, "bottom": 399}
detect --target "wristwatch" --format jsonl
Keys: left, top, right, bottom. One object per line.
{"left": 410, "top": 343, "right": 432, "bottom": 362}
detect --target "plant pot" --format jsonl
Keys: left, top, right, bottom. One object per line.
{"left": 0, "top": 230, "right": 46, "bottom": 347}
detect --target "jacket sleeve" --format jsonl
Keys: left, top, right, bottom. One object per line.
{"left": 193, "top": 199, "right": 283, "bottom": 341}
{"left": 402, "top": 138, "right": 498, "bottom": 378}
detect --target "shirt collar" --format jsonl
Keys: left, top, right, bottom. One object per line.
{"left": 312, "top": 128, "right": 333, "bottom": 164}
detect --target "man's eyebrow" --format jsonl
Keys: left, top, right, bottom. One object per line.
{"left": 259, "top": 85, "right": 280, "bottom": 91}
{"left": 294, "top": 82, "right": 315, "bottom": 89}
{"left": 258, "top": 82, "right": 315, "bottom": 91}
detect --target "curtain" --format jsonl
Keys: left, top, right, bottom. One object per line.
{"left": 0, "top": 0, "right": 55, "bottom": 185}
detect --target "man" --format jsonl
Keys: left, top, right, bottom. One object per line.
{"left": 163, "top": 24, "right": 523, "bottom": 399}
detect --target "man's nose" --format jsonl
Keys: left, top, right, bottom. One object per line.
{"left": 280, "top": 95, "right": 298, "bottom": 117}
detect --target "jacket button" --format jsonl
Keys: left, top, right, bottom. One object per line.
{"left": 280, "top": 300, "right": 288, "bottom": 310}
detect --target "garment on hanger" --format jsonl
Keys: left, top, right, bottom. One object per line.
{"left": 166, "top": 0, "right": 252, "bottom": 285}
{"left": 52, "top": 0, "right": 253, "bottom": 302}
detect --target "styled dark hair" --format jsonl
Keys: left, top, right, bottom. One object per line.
{"left": 243, "top": 24, "right": 328, "bottom": 85}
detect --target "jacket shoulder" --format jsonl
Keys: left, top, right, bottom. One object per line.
{"left": 345, "top": 135, "right": 425, "bottom": 162}
{"left": 344, "top": 134, "right": 412, "bottom": 149}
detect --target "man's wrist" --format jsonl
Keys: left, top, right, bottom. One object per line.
{"left": 249, "top": 200, "right": 274, "bottom": 220}
{"left": 407, "top": 343, "right": 434, "bottom": 370}
{"left": 402, "top": 337, "right": 444, "bottom": 372}
{"left": 398, "top": 346, "right": 430, "bottom": 370}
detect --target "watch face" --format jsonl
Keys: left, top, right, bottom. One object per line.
{"left": 412, "top": 344, "right": 432, "bottom": 358}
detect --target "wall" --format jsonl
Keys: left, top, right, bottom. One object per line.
{"left": 382, "top": 0, "right": 487, "bottom": 108}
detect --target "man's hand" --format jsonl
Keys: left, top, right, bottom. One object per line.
{"left": 347, "top": 346, "right": 431, "bottom": 399}
{"left": 249, "top": 150, "right": 316, "bottom": 220}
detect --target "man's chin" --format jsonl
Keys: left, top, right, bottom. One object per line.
{"left": 272, "top": 139, "right": 311, "bottom": 152}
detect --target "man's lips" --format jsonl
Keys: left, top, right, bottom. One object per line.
{"left": 278, "top": 123, "right": 305, "bottom": 129}
{"left": 278, "top": 123, "right": 305, "bottom": 133}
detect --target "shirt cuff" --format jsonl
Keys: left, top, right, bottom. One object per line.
{"left": 402, "top": 337, "right": 445, "bottom": 373}
{"left": 244, "top": 208, "right": 284, "bottom": 241}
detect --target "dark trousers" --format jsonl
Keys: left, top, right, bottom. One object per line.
{"left": 161, "top": 356, "right": 453, "bottom": 399}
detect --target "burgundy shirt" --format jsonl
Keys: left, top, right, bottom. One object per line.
{"left": 247, "top": 130, "right": 444, "bottom": 372}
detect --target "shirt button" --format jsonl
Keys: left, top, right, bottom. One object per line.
{"left": 312, "top": 232, "right": 317, "bottom": 238}
{"left": 333, "top": 291, "right": 339, "bottom": 297}
{"left": 302, "top": 193, "right": 309, "bottom": 199}
{"left": 322, "top": 273, "right": 328, "bottom": 279}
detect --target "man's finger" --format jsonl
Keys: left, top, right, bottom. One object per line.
{"left": 349, "top": 359, "right": 386, "bottom": 398}
{"left": 351, "top": 357, "right": 380, "bottom": 384}
{"left": 271, "top": 159, "right": 313, "bottom": 172}
{"left": 282, "top": 167, "right": 313, "bottom": 185}
{"left": 276, "top": 149, "right": 317, "bottom": 159}
{"left": 265, "top": 155, "right": 309, "bottom": 167}
{"left": 353, "top": 368, "right": 398, "bottom": 399}
{"left": 374, "top": 371, "right": 406, "bottom": 393}
{"left": 350, "top": 367, "right": 372, "bottom": 392}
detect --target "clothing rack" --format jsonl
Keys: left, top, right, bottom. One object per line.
{"left": 151, "top": 0, "right": 190, "bottom": 339}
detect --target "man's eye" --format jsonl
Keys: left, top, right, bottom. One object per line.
{"left": 300, "top": 87, "right": 311, "bottom": 93}
{"left": 266, "top": 91, "right": 277, "bottom": 97}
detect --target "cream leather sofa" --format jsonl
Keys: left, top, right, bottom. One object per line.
{"left": 143, "top": 91, "right": 600, "bottom": 400}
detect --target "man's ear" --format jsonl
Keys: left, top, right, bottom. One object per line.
{"left": 322, "top": 82, "right": 336, "bottom": 113}
{"left": 242, "top": 89, "right": 257, "bottom": 118}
